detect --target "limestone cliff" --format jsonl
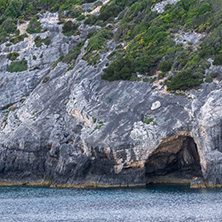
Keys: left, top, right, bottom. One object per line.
{"left": 0, "top": 0, "right": 222, "bottom": 188}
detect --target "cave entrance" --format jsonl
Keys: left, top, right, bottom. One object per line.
{"left": 145, "top": 136, "right": 202, "bottom": 185}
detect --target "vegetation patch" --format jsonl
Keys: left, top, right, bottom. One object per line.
{"left": 167, "top": 69, "right": 203, "bottom": 91}
{"left": 213, "top": 54, "right": 222, "bottom": 66}
{"left": 27, "top": 16, "right": 44, "bottom": 34}
{"left": 34, "top": 36, "right": 51, "bottom": 47}
{"left": 205, "top": 76, "right": 212, "bottom": 83}
{"left": 101, "top": 57, "right": 134, "bottom": 81}
{"left": 7, "top": 52, "right": 19, "bottom": 61}
{"left": 10, "top": 33, "right": 28, "bottom": 44}
{"left": 62, "top": 40, "right": 85, "bottom": 64}
{"left": 90, "top": 121, "right": 104, "bottom": 134}
{"left": 0, "top": 18, "right": 17, "bottom": 44}
{"left": 62, "top": 21, "right": 79, "bottom": 36}
{"left": 50, "top": 40, "right": 85, "bottom": 70}
{"left": 159, "top": 60, "right": 172, "bottom": 72}
{"left": 66, "top": 65, "right": 75, "bottom": 72}
{"left": 59, "top": 4, "right": 83, "bottom": 18}
{"left": 50, "top": 56, "right": 64, "bottom": 70}
{"left": 76, "top": 14, "right": 85, "bottom": 21}
{"left": 143, "top": 118, "right": 154, "bottom": 125}
{"left": 83, "top": 28, "right": 113, "bottom": 65}
{"left": 8, "top": 105, "right": 17, "bottom": 112}
{"left": 42, "top": 76, "right": 50, "bottom": 83}
{"left": 99, "top": 0, "right": 222, "bottom": 91}
{"left": 1, "top": 0, "right": 221, "bottom": 91}
{"left": 7, "top": 58, "right": 28, "bottom": 73}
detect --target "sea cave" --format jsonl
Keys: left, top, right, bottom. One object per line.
{"left": 145, "top": 136, "right": 202, "bottom": 185}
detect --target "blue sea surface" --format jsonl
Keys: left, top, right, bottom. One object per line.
{"left": 0, "top": 185, "right": 221, "bottom": 222}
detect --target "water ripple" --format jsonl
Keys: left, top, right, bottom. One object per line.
{"left": 0, "top": 186, "right": 221, "bottom": 222}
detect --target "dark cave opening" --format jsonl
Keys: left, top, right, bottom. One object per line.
{"left": 145, "top": 136, "right": 202, "bottom": 185}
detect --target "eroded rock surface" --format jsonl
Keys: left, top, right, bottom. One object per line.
{"left": 151, "top": 0, "right": 180, "bottom": 13}
{"left": 174, "top": 31, "right": 206, "bottom": 48}
{"left": 0, "top": 11, "right": 222, "bottom": 188}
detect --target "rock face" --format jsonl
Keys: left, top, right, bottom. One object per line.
{"left": 0, "top": 12, "right": 222, "bottom": 188}
{"left": 151, "top": 0, "right": 180, "bottom": 13}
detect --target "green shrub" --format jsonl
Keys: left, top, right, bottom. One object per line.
{"left": 68, "top": 5, "right": 82, "bottom": 18}
{"left": 34, "top": 36, "right": 42, "bottom": 47}
{"left": 42, "top": 76, "right": 50, "bottom": 83}
{"left": 6, "top": 43, "right": 12, "bottom": 47}
{"left": 34, "top": 36, "right": 51, "bottom": 47}
{"left": 1, "top": 18, "right": 17, "bottom": 35}
{"left": 27, "top": 16, "right": 43, "bottom": 34}
{"left": 83, "top": 28, "right": 113, "bottom": 65}
{"left": 50, "top": 55, "right": 64, "bottom": 70}
{"left": 101, "top": 57, "right": 134, "bottom": 81}
{"left": 85, "top": 0, "right": 97, "bottom": 2}
{"left": 213, "top": 54, "right": 222, "bottom": 65}
{"left": 198, "top": 3, "right": 211, "bottom": 15}
{"left": 7, "top": 52, "right": 19, "bottom": 61}
{"left": 62, "top": 40, "right": 85, "bottom": 64}
{"left": 167, "top": 69, "right": 203, "bottom": 91}
{"left": 5, "top": 0, "right": 22, "bottom": 18}
{"left": 150, "top": 77, "right": 157, "bottom": 83}
{"left": 210, "top": 72, "right": 218, "bottom": 78}
{"left": 86, "top": 28, "right": 113, "bottom": 53}
{"left": 143, "top": 118, "right": 154, "bottom": 124}
{"left": 97, "top": 2, "right": 120, "bottom": 22}
{"left": 86, "top": 30, "right": 97, "bottom": 39}
{"left": 205, "top": 76, "right": 213, "bottom": 83}
{"left": 181, "top": 0, "right": 193, "bottom": 11}
{"left": 76, "top": 14, "right": 85, "bottom": 21}
{"left": 158, "top": 72, "right": 166, "bottom": 79}
{"left": 88, "top": 53, "right": 100, "bottom": 65}
{"left": 44, "top": 36, "right": 51, "bottom": 46}
{"left": 84, "top": 15, "right": 97, "bottom": 26}
{"left": 7, "top": 58, "right": 28, "bottom": 73}
{"left": 0, "top": 0, "right": 7, "bottom": 16}
{"left": 10, "top": 33, "right": 28, "bottom": 44}
{"left": 159, "top": 60, "right": 172, "bottom": 72}
{"left": 90, "top": 120, "right": 103, "bottom": 134}
{"left": 66, "top": 65, "right": 74, "bottom": 72}
{"left": 94, "top": 1, "right": 103, "bottom": 7}
{"left": 62, "top": 21, "right": 79, "bottom": 36}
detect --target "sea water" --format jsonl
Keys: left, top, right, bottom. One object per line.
{"left": 0, "top": 185, "right": 221, "bottom": 222}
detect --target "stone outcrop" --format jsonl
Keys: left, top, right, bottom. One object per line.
{"left": 0, "top": 11, "right": 222, "bottom": 189}
{"left": 151, "top": 0, "right": 180, "bottom": 13}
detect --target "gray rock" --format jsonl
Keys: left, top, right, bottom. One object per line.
{"left": 174, "top": 31, "right": 206, "bottom": 48}
{"left": 0, "top": 12, "right": 222, "bottom": 188}
{"left": 151, "top": 0, "right": 180, "bottom": 13}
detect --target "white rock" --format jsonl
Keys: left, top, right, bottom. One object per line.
{"left": 151, "top": 101, "right": 161, "bottom": 110}
{"left": 151, "top": 0, "right": 180, "bottom": 13}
